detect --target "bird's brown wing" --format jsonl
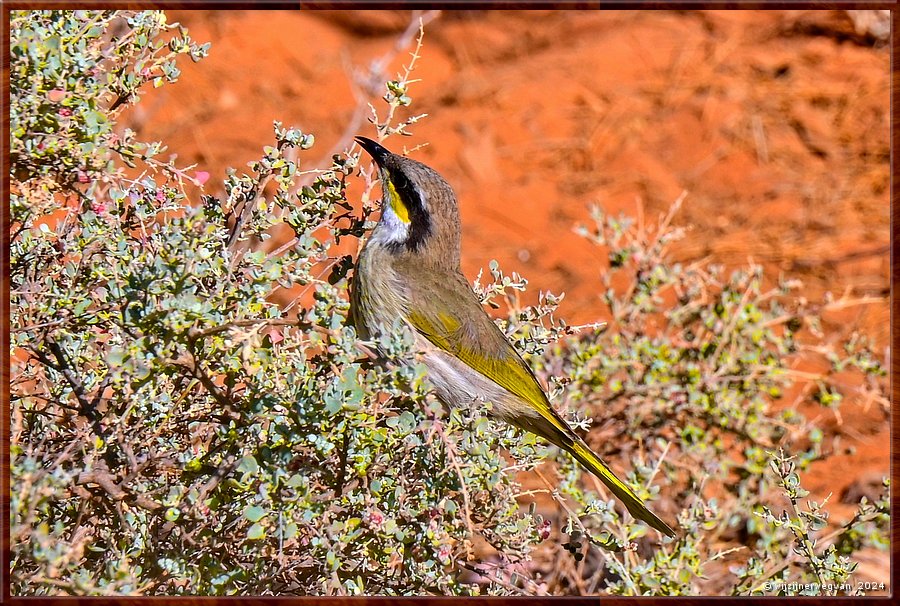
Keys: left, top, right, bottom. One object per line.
{"left": 402, "top": 265, "right": 677, "bottom": 537}
{"left": 402, "top": 266, "right": 572, "bottom": 439}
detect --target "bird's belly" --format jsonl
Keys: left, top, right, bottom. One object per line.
{"left": 421, "top": 348, "right": 529, "bottom": 423}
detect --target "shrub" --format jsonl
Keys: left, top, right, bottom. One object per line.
{"left": 10, "top": 10, "right": 888, "bottom": 596}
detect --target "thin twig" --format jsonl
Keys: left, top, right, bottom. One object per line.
{"left": 434, "top": 422, "right": 477, "bottom": 557}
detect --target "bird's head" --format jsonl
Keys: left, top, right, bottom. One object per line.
{"left": 356, "top": 136, "right": 461, "bottom": 265}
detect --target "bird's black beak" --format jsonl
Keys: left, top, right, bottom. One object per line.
{"left": 355, "top": 136, "right": 392, "bottom": 167}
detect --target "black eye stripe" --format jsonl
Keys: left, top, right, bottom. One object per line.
{"left": 390, "top": 169, "right": 423, "bottom": 212}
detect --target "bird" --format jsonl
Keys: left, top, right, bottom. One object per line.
{"left": 350, "top": 135, "right": 675, "bottom": 538}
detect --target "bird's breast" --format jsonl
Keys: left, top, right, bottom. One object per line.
{"left": 353, "top": 243, "right": 410, "bottom": 340}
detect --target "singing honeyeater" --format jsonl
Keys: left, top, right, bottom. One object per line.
{"left": 350, "top": 136, "right": 675, "bottom": 537}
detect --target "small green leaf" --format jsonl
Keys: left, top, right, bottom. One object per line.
{"left": 243, "top": 505, "right": 267, "bottom": 522}
{"left": 247, "top": 523, "right": 265, "bottom": 540}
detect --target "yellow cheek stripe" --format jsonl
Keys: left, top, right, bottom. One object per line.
{"left": 386, "top": 179, "right": 411, "bottom": 224}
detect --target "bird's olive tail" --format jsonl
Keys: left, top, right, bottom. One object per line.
{"left": 568, "top": 439, "right": 675, "bottom": 537}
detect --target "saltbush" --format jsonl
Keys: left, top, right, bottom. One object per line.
{"left": 9, "top": 10, "right": 889, "bottom": 596}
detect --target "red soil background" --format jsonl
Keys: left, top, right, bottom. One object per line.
{"left": 127, "top": 9, "right": 890, "bottom": 590}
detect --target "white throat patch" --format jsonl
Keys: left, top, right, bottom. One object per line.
{"left": 371, "top": 204, "right": 410, "bottom": 246}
